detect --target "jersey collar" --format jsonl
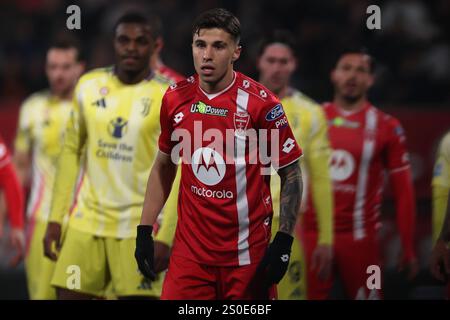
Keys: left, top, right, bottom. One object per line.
{"left": 198, "top": 72, "right": 236, "bottom": 100}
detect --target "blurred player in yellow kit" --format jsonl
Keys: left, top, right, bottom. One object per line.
{"left": 43, "top": 12, "right": 177, "bottom": 299}
{"left": 431, "top": 131, "right": 450, "bottom": 297}
{"left": 14, "top": 38, "right": 85, "bottom": 299}
{"left": 257, "top": 30, "right": 334, "bottom": 299}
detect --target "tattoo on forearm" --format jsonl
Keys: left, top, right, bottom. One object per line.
{"left": 279, "top": 162, "right": 303, "bottom": 235}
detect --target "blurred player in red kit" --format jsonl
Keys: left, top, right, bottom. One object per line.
{"left": 147, "top": 13, "right": 185, "bottom": 84}
{"left": 0, "top": 134, "right": 25, "bottom": 266}
{"left": 135, "top": 8, "right": 303, "bottom": 300}
{"left": 301, "top": 48, "right": 418, "bottom": 299}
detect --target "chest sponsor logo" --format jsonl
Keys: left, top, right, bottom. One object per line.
{"left": 234, "top": 112, "right": 250, "bottom": 136}
{"left": 191, "top": 147, "right": 226, "bottom": 186}
{"left": 329, "top": 117, "right": 360, "bottom": 129}
{"left": 265, "top": 104, "right": 285, "bottom": 121}
{"left": 108, "top": 117, "right": 128, "bottom": 139}
{"left": 190, "top": 101, "right": 229, "bottom": 117}
{"left": 330, "top": 149, "right": 355, "bottom": 181}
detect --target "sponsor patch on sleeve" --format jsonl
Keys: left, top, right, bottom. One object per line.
{"left": 265, "top": 104, "right": 285, "bottom": 121}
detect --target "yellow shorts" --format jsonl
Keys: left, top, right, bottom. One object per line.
{"left": 25, "top": 219, "right": 57, "bottom": 300}
{"left": 51, "top": 226, "right": 164, "bottom": 298}
{"left": 271, "top": 216, "right": 307, "bottom": 300}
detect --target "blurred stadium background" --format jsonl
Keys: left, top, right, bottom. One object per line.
{"left": 0, "top": 0, "right": 449, "bottom": 299}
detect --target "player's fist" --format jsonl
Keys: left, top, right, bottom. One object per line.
{"left": 154, "top": 240, "right": 171, "bottom": 273}
{"left": 43, "top": 222, "right": 62, "bottom": 261}
{"left": 258, "top": 231, "right": 293, "bottom": 287}
{"left": 135, "top": 225, "right": 156, "bottom": 281}
{"left": 9, "top": 227, "right": 25, "bottom": 267}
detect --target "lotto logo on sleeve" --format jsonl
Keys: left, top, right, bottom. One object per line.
{"left": 282, "top": 138, "right": 295, "bottom": 154}
{"left": 265, "top": 104, "right": 285, "bottom": 121}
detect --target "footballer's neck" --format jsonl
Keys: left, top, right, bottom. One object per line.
{"left": 334, "top": 95, "right": 368, "bottom": 113}
{"left": 199, "top": 68, "right": 235, "bottom": 94}
{"left": 117, "top": 66, "right": 152, "bottom": 85}
{"left": 52, "top": 89, "right": 74, "bottom": 101}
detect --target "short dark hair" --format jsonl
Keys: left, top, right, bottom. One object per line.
{"left": 114, "top": 12, "right": 160, "bottom": 40}
{"left": 192, "top": 8, "right": 241, "bottom": 43}
{"left": 48, "top": 35, "right": 83, "bottom": 62}
{"left": 257, "top": 29, "right": 298, "bottom": 57}
{"left": 334, "top": 46, "right": 376, "bottom": 73}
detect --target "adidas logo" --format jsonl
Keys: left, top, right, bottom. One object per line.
{"left": 92, "top": 98, "right": 106, "bottom": 108}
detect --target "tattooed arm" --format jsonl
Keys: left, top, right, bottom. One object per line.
{"left": 278, "top": 161, "right": 303, "bottom": 235}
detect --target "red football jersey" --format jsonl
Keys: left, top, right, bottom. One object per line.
{"left": 303, "top": 102, "right": 411, "bottom": 239}
{"left": 159, "top": 72, "right": 302, "bottom": 266}
{"left": 157, "top": 64, "right": 185, "bottom": 84}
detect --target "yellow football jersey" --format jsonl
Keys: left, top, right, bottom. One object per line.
{"left": 271, "top": 88, "right": 333, "bottom": 244}
{"left": 15, "top": 91, "right": 73, "bottom": 223}
{"left": 50, "top": 67, "right": 171, "bottom": 238}
{"left": 432, "top": 131, "right": 450, "bottom": 242}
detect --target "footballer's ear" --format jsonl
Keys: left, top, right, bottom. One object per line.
{"left": 232, "top": 45, "right": 242, "bottom": 64}
{"left": 330, "top": 68, "right": 337, "bottom": 83}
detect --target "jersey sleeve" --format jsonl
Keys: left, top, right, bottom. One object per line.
{"left": 14, "top": 98, "right": 34, "bottom": 154}
{"left": 0, "top": 136, "right": 11, "bottom": 168}
{"left": 432, "top": 132, "right": 450, "bottom": 242}
{"left": 305, "top": 108, "right": 334, "bottom": 245}
{"left": 0, "top": 136, "right": 24, "bottom": 229}
{"left": 432, "top": 132, "right": 450, "bottom": 188}
{"left": 385, "top": 117, "right": 416, "bottom": 261}
{"left": 256, "top": 100, "right": 302, "bottom": 170}
{"left": 49, "top": 82, "right": 87, "bottom": 224}
{"left": 158, "top": 93, "right": 175, "bottom": 155}
{"left": 384, "top": 117, "right": 410, "bottom": 172}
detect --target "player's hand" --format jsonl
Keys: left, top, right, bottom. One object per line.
{"left": 153, "top": 240, "right": 171, "bottom": 273}
{"left": 43, "top": 222, "right": 62, "bottom": 261}
{"left": 9, "top": 227, "right": 25, "bottom": 267}
{"left": 397, "top": 252, "right": 419, "bottom": 281}
{"left": 258, "top": 231, "right": 293, "bottom": 287}
{"left": 311, "top": 244, "right": 333, "bottom": 281}
{"left": 135, "top": 225, "right": 156, "bottom": 281}
{"left": 430, "top": 239, "right": 450, "bottom": 282}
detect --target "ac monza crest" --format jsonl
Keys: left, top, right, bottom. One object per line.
{"left": 233, "top": 112, "right": 249, "bottom": 136}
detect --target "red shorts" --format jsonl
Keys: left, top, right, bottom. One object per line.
{"left": 301, "top": 231, "right": 382, "bottom": 300}
{"left": 161, "top": 254, "right": 276, "bottom": 300}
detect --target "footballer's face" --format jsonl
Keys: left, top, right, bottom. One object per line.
{"left": 46, "top": 48, "right": 83, "bottom": 97}
{"left": 331, "top": 53, "right": 374, "bottom": 102}
{"left": 257, "top": 43, "right": 296, "bottom": 95}
{"left": 115, "top": 23, "right": 154, "bottom": 73}
{"left": 192, "top": 28, "right": 241, "bottom": 90}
